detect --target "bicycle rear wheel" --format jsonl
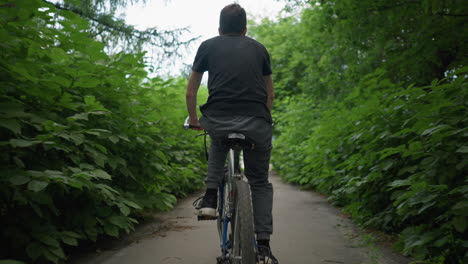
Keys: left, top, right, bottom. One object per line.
{"left": 231, "top": 179, "right": 256, "bottom": 264}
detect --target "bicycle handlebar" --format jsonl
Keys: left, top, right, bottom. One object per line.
{"left": 183, "top": 116, "right": 202, "bottom": 130}
{"left": 184, "top": 116, "right": 208, "bottom": 160}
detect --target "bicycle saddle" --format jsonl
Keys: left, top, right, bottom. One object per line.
{"left": 222, "top": 133, "right": 255, "bottom": 150}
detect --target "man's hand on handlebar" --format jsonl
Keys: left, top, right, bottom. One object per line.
{"left": 190, "top": 121, "right": 203, "bottom": 131}
{"left": 184, "top": 117, "right": 203, "bottom": 131}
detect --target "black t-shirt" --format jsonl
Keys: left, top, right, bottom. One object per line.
{"left": 192, "top": 35, "right": 272, "bottom": 122}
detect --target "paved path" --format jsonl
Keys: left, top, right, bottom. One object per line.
{"left": 72, "top": 173, "right": 409, "bottom": 264}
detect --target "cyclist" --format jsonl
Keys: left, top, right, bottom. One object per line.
{"left": 185, "top": 3, "right": 278, "bottom": 264}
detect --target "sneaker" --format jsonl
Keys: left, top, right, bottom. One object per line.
{"left": 193, "top": 190, "right": 217, "bottom": 220}
{"left": 257, "top": 245, "right": 279, "bottom": 264}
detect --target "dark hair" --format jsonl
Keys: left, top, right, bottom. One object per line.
{"left": 219, "top": 4, "right": 246, "bottom": 34}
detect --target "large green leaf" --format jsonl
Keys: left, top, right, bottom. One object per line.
{"left": 37, "top": 235, "right": 60, "bottom": 248}
{"left": 9, "top": 139, "right": 37, "bottom": 148}
{"left": 48, "top": 246, "right": 65, "bottom": 259}
{"left": 10, "top": 175, "right": 30, "bottom": 185}
{"left": 0, "top": 119, "right": 22, "bottom": 134}
{"left": 26, "top": 242, "right": 44, "bottom": 260}
{"left": 103, "top": 223, "right": 119, "bottom": 237}
{"left": 456, "top": 146, "right": 468, "bottom": 153}
{"left": 83, "top": 95, "right": 107, "bottom": 111}
{"left": 124, "top": 200, "right": 142, "bottom": 209}
{"left": 421, "top": 124, "right": 451, "bottom": 136}
{"left": 452, "top": 216, "right": 467, "bottom": 233}
{"left": 27, "top": 180, "right": 48, "bottom": 192}
{"left": 452, "top": 201, "right": 468, "bottom": 212}
{"left": 107, "top": 216, "right": 128, "bottom": 228}
{"left": 0, "top": 260, "right": 26, "bottom": 264}
{"left": 47, "top": 48, "right": 70, "bottom": 64}
{"left": 61, "top": 231, "right": 82, "bottom": 239}
{"left": 119, "top": 204, "right": 131, "bottom": 216}
{"left": 61, "top": 236, "right": 78, "bottom": 246}
{"left": 92, "top": 169, "right": 112, "bottom": 180}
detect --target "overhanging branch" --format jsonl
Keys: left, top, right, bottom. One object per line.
{"left": 41, "top": 0, "right": 191, "bottom": 49}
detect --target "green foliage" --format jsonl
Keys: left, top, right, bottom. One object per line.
{"left": 251, "top": 0, "right": 467, "bottom": 98}
{"left": 272, "top": 69, "right": 467, "bottom": 262}
{"left": 251, "top": 0, "right": 468, "bottom": 263}
{"left": 0, "top": 1, "right": 206, "bottom": 263}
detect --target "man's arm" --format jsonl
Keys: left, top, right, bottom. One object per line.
{"left": 264, "top": 75, "right": 275, "bottom": 112}
{"left": 186, "top": 71, "right": 204, "bottom": 127}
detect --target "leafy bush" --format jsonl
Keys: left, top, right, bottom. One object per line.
{"left": 272, "top": 69, "right": 467, "bottom": 262}
{"left": 0, "top": 1, "right": 206, "bottom": 263}
{"left": 251, "top": 0, "right": 467, "bottom": 262}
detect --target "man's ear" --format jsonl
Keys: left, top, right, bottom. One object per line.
{"left": 242, "top": 28, "right": 247, "bottom": 36}
{"left": 218, "top": 28, "right": 223, "bottom": 35}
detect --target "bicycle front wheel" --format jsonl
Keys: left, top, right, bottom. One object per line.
{"left": 232, "top": 179, "right": 256, "bottom": 264}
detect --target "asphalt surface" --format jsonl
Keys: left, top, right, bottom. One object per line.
{"left": 72, "top": 173, "right": 410, "bottom": 264}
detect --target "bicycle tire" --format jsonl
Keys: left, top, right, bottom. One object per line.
{"left": 232, "top": 179, "right": 256, "bottom": 264}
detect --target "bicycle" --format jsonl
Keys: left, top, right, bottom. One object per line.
{"left": 184, "top": 117, "right": 257, "bottom": 264}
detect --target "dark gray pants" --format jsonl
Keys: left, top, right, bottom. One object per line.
{"left": 202, "top": 116, "right": 273, "bottom": 240}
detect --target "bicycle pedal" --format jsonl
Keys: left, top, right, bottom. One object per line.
{"left": 197, "top": 215, "right": 217, "bottom": 221}
{"left": 194, "top": 207, "right": 217, "bottom": 220}
{"left": 216, "top": 256, "right": 229, "bottom": 264}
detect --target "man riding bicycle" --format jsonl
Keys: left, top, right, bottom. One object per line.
{"left": 185, "top": 3, "right": 278, "bottom": 264}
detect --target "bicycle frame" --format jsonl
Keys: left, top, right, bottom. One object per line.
{"left": 218, "top": 148, "right": 242, "bottom": 259}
